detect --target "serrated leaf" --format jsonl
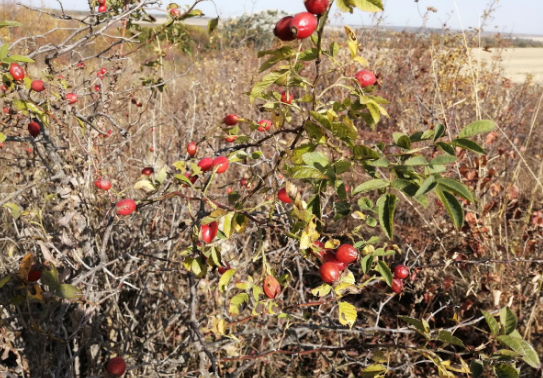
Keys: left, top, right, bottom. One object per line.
{"left": 500, "top": 307, "right": 517, "bottom": 335}
{"left": 482, "top": 310, "right": 500, "bottom": 336}
{"left": 55, "top": 284, "right": 82, "bottom": 299}
{"left": 430, "top": 154, "right": 457, "bottom": 165}
{"left": 311, "top": 284, "right": 332, "bottom": 297}
{"left": 222, "top": 212, "right": 235, "bottom": 238}
{"left": 218, "top": 268, "right": 235, "bottom": 293}
{"left": 436, "top": 142, "right": 456, "bottom": 156}
{"left": 302, "top": 152, "right": 329, "bottom": 171}
{"left": 436, "top": 190, "right": 464, "bottom": 230}
{"left": 415, "top": 176, "right": 437, "bottom": 197}
{"left": 338, "top": 301, "right": 357, "bottom": 328}
{"left": 497, "top": 335, "right": 541, "bottom": 368}
{"left": 451, "top": 138, "right": 486, "bottom": 154}
{"left": 352, "top": 179, "right": 389, "bottom": 195}
{"left": 376, "top": 261, "right": 392, "bottom": 286}
{"left": 434, "top": 124, "right": 446, "bottom": 141}
{"left": 287, "top": 165, "right": 328, "bottom": 179}
{"left": 458, "top": 120, "right": 495, "bottom": 138}
{"left": 358, "top": 197, "right": 374, "bottom": 211}
{"left": 361, "top": 255, "right": 374, "bottom": 274}
{"left": 377, "top": 194, "right": 397, "bottom": 239}
{"left": 404, "top": 156, "right": 428, "bottom": 166}
{"left": 437, "top": 330, "right": 464, "bottom": 347}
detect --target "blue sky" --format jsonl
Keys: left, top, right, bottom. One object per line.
{"left": 27, "top": 0, "right": 543, "bottom": 35}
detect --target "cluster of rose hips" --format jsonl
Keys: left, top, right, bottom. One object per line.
{"left": 391, "top": 264, "right": 410, "bottom": 294}
{"left": 273, "top": 0, "right": 330, "bottom": 41}
{"left": 97, "top": 0, "right": 107, "bottom": 13}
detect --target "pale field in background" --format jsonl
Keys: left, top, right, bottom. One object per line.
{"left": 473, "top": 47, "right": 543, "bottom": 83}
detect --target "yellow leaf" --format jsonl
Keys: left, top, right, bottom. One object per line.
{"left": 18, "top": 253, "right": 33, "bottom": 282}
{"left": 338, "top": 301, "right": 357, "bottom": 328}
{"left": 353, "top": 56, "right": 368, "bottom": 67}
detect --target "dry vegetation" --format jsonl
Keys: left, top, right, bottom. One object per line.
{"left": 0, "top": 1, "right": 542, "bottom": 377}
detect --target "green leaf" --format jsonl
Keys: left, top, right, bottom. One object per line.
{"left": 404, "top": 156, "right": 428, "bottom": 166}
{"left": 309, "top": 111, "right": 332, "bottom": 130}
{"left": 249, "top": 70, "right": 285, "bottom": 104}
{"left": 55, "top": 284, "right": 82, "bottom": 299}
{"left": 366, "top": 216, "right": 377, "bottom": 227}
{"left": 436, "top": 178, "right": 475, "bottom": 203}
{"left": 434, "top": 124, "right": 446, "bottom": 141}
{"left": 398, "top": 316, "right": 429, "bottom": 334}
{"left": 354, "top": 0, "right": 384, "bottom": 12}
{"left": 338, "top": 301, "right": 357, "bottom": 328}
{"left": 393, "top": 133, "right": 411, "bottom": 149}
{"left": 41, "top": 264, "right": 60, "bottom": 289}
{"left": 259, "top": 46, "right": 295, "bottom": 72}
{"left": 435, "top": 190, "right": 464, "bottom": 230}
{"left": 0, "top": 275, "right": 11, "bottom": 289}
{"left": 437, "top": 330, "right": 464, "bottom": 347}
{"left": 494, "top": 364, "right": 519, "bottom": 378}
{"left": 497, "top": 335, "right": 541, "bottom": 368}
{"left": 352, "top": 179, "right": 389, "bottom": 195}
{"left": 0, "top": 44, "right": 8, "bottom": 60}
{"left": 436, "top": 142, "right": 456, "bottom": 156}
{"left": 377, "top": 194, "right": 397, "bottom": 239}
{"left": 361, "top": 255, "right": 374, "bottom": 274}
{"left": 360, "top": 364, "right": 387, "bottom": 378}
{"left": 9, "top": 55, "right": 34, "bottom": 63}
{"left": 334, "top": 161, "right": 352, "bottom": 174}
{"left": 358, "top": 197, "right": 374, "bottom": 211}
{"left": 429, "top": 154, "right": 457, "bottom": 165}
{"left": 376, "top": 261, "right": 392, "bottom": 286}
{"left": 302, "top": 152, "right": 329, "bottom": 171}
{"left": 353, "top": 145, "right": 380, "bottom": 160}
{"left": 415, "top": 176, "right": 437, "bottom": 197}
{"left": 470, "top": 360, "right": 484, "bottom": 378}
{"left": 298, "top": 48, "right": 319, "bottom": 61}
{"left": 208, "top": 17, "right": 219, "bottom": 34}
{"left": 218, "top": 268, "right": 235, "bottom": 293}
{"left": 451, "top": 138, "right": 486, "bottom": 154}
{"left": 482, "top": 310, "right": 500, "bottom": 336}
{"left": 500, "top": 307, "right": 518, "bottom": 335}
{"left": 229, "top": 293, "right": 249, "bottom": 315}
{"left": 458, "top": 120, "right": 495, "bottom": 138}
{"left": 0, "top": 21, "right": 22, "bottom": 29}
{"left": 287, "top": 165, "right": 328, "bottom": 179}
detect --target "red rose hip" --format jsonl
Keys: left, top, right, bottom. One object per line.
{"left": 28, "top": 121, "right": 41, "bottom": 137}
{"left": 116, "top": 199, "right": 136, "bottom": 216}
{"left": 198, "top": 157, "right": 213, "bottom": 172}
{"left": 274, "top": 16, "right": 295, "bottom": 41}
{"left": 9, "top": 63, "right": 25, "bottom": 81}
{"left": 281, "top": 91, "right": 293, "bottom": 104}
{"left": 212, "top": 156, "right": 229, "bottom": 174}
{"left": 391, "top": 278, "right": 404, "bottom": 294}
{"left": 355, "top": 70, "right": 377, "bottom": 88}
{"left": 263, "top": 275, "right": 281, "bottom": 299}
{"left": 66, "top": 93, "right": 77, "bottom": 104}
{"left": 335, "top": 244, "right": 358, "bottom": 264}
{"left": 290, "top": 12, "right": 318, "bottom": 40}
{"left": 27, "top": 264, "right": 41, "bottom": 282}
{"left": 187, "top": 141, "right": 197, "bottom": 156}
{"left": 94, "top": 178, "right": 112, "bottom": 191}
{"left": 323, "top": 251, "right": 347, "bottom": 271}
{"left": 304, "top": 0, "right": 329, "bottom": 15}
{"left": 224, "top": 114, "right": 240, "bottom": 126}
{"left": 394, "top": 264, "right": 410, "bottom": 280}
{"left": 201, "top": 221, "right": 218, "bottom": 243}
{"left": 277, "top": 188, "right": 292, "bottom": 204}
{"left": 257, "top": 119, "right": 272, "bottom": 132}
{"left": 141, "top": 167, "right": 154, "bottom": 176}
{"left": 106, "top": 356, "right": 126, "bottom": 376}
{"left": 98, "top": 5, "right": 107, "bottom": 13}
{"left": 31, "top": 80, "right": 45, "bottom": 92}
{"left": 319, "top": 262, "right": 339, "bottom": 283}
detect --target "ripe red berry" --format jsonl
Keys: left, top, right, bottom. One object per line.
{"left": 355, "top": 70, "right": 377, "bottom": 88}
{"left": 394, "top": 265, "right": 410, "bottom": 280}
{"left": 224, "top": 114, "right": 240, "bottom": 126}
{"left": 240, "top": 178, "right": 248, "bottom": 187}
{"left": 27, "top": 264, "right": 41, "bottom": 282}
{"left": 263, "top": 275, "right": 281, "bottom": 299}
{"left": 187, "top": 141, "right": 197, "bottom": 156}
{"left": 392, "top": 278, "right": 404, "bottom": 294}
{"left": 198, "top": 157, "right": 213, "bottom": 172}
{"left": 217, "top": 265, "right": 230, "bottom": 275}
{"left": 319, "top": 262, "right": 339, "bottom": 283}
{"left": 277, "top": 187, "right": 292, "bottom": 204}
{"left": 336, "top": 244, "right": 358, "bottom": 264}
{"left": 170, "top": 8, "right": 181, "bottom": 17}
{"left": 344, "top": 185, "right": 350, "bottom": 192}
{"left": 116, "top": 199, "right": 137, "bottom": 216}
{"left": 225, "top": 135, "right": 238, "bottom": 143}
{"left": 0, "top": 85, "right": 7, "bottom": 91}
{"left": 274, "top": 16, "right": 295, "bottom": 41}
{"left": 201, "top": 221, "right": 218, "bottom": 243}
{"left": 76, "top": 61, "right": 85, "bottom": 68}
{"left": 323, "top": 251, "right": 347, "bottom": 271}
{"left": 212, "top": 156, "right": 229, "bottom": 174}
{"left": 3, "top": 107, "right": 9, "bottom": 114}
{"left": 94, "top": 178, "right": 112, "bottom": 191}
{"left": 141, "top": 167, "right": 154, "bottom": 176}
{"left": 66, "top": 93, "right": 77, "bottom": 104}
{"left": 27, "top": 148, "right": 33, "bottom": 154}
{"left": 257, "top": 119, "right": 272, "bottom": 132}
{"left": 131, "top": 98, "right": 138, "bottom": 104}
{"left": 182, "top": 172, "right": 198, "bottom": 187}
{"left": 290, "top": 12, "right": 318, "bottom": 39}
{"left": 28, "top": 121, "right": 41, "bottom": 137}
{"left": 100, "top": 67, "right": 107, "bottom": 76}
{"left": 106, "top": 357, "right": 126, "bottom": 376}
{"left": 304, "top": 0, "right": 329, "bottom": 15}
{"left": 226, "top": 187, "right": 232, "bottom": 194}
{"left": 94, "top": 85, "right": 101, "bottom": 92}
{"left": 312, "top": 241, "right": 326, "bottom": 257}
{"left": 31, "top": 80, "right": 45, "bottom": 92}
{"left": 9, "top": 63, "right": 25, "bottom": 81}
{"left": 281, "top": 91, "right": 293, "bottom": 104}
{"left": 98, "top": 5, "right": 107, "bottom": 13}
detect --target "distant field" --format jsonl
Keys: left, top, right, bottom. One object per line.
{"left": 473, "top": 47, "right": 543, "bottom": 83}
